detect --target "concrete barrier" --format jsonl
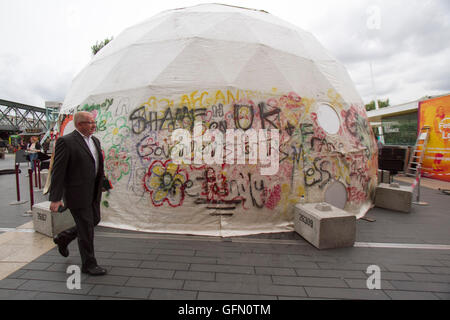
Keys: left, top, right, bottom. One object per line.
{"left": 294, "top": 202, "right": 356, "bottom": 250}
{"left": 375, "top": 183, "right": 413, "bottom": 213}
{"left": 377, "top": 169, "right": 390, "bottom": 184}
{"left": 32, "top": 201, "right": 75, "bottom": 237}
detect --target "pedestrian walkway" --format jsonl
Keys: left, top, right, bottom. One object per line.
{"left": 0, "top": 153, "right": 449, "bottom": 300}
{"left": 0, "top": 221, "right": 54, "bottom": 281}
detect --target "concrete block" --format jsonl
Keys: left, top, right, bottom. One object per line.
{"left": 294, "top": 202, "right": 356, "bottom": 250}
{"left": 377, "top": 170, "right": 390, "bottom": 184}
{"left": 375, "top": 183, "right": 413, "bottom": 213}
{"left": 32, "top": 201, "right": 75, "bottom": 237}
{"left": 40, "top": 169, "right": 49, "bottom": 186}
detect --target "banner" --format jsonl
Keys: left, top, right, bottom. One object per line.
{"left": 418, "top": 95, "right": 450, "bottom": 182}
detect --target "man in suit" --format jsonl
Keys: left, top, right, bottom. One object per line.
{"left": 50, "top": 111, "right": 107, "bottom": 276}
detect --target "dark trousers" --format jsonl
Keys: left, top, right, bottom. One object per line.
{"left": 58, "top": 204, "right": 99, "bottom": 269}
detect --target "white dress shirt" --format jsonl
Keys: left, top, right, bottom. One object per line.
{"left": 76, "top": 129, "right": 99, "bottom": 175}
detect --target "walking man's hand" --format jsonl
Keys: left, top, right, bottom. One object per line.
{"left": 50, "top": 201, "right": 63, "bottom": 213}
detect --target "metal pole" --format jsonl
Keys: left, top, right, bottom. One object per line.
{"left": 29, "top": 168, "right": 34, "bottom": 208}
{"left": 370, "top": 62, "right": 379, "bottom": 110}
{"left": 9, "top": 163, "right": 27, "bottom": 205}
{"left": 15, "top": 163, "right": 20, "bottom": 202}
{"left": 23, "top": 168, "right": 34, "bottom": 216}
{"left": 34, "top": 160, "right": 38, "bottom": 188}
{"left": 413, "top": 164, "right": 428, "bottom": 206}
{"left": 417, "top": 168, "right": 421, "bottom": 202}
{"left": 38, "top": 160, "right": 41, "bottom": 189}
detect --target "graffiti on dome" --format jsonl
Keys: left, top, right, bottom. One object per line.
{"left": 61, "top": 88, "right": 377, "bottom": 215}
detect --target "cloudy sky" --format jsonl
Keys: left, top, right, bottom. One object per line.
{"left": 0, "top": 0, "right": 449, "bottom": 108}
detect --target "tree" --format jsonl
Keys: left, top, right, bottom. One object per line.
{"left": 365, "top": 98, "right": 390, "bottom": 112}
{"left": 91, "top": 37, "right": 113, "bottom": 56}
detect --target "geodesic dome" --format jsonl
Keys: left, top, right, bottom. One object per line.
{"left": 59, "top": 3, "right": 378, "bottom": 236}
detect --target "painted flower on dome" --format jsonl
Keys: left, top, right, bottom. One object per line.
{"left": 103, "top": 117, "right": 130, "bottom": 147}
{"left": 105, "top": 146, "right": 130, "bottom": 183}
{"left": 95, "top": 111, "right": 112, "bottom": 132}
{"left": 144, "top": 160, "right": 188, "bottom": 207}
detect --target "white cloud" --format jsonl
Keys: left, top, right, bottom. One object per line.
{"left": 0, "top": 0, "right": 449, "bottom": 108}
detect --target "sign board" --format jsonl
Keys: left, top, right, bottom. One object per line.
{"left": 418, "top": 95, "right": 450, "bottom": 182}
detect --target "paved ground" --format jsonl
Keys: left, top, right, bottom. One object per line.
{"left": 0, "top": 153, "right": 449, "bottom": 300}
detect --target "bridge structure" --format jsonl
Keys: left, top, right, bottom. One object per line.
{"left": 0, "top": 99, "right": 50, "bottom": 133}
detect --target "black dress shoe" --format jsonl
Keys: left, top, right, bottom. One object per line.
{"left": 53, "top": 235, "right": 69, "bottom": 257}
{"left": 82, "top": 265, "right": 107, "bottom": 276}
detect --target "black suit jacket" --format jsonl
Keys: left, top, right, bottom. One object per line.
{"left": 49, "top": 130, "right": 105, "bottom": 223}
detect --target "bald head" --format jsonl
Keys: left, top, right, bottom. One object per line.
{"left": 74, "top": 111, "right": 96, "bottom": 137}
{"left": 74, "top": 112, "right": 92, "bottom": 127}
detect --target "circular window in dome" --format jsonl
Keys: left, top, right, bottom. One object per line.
{"left": 317, "top": 104, "right": 340, "bottom": 135}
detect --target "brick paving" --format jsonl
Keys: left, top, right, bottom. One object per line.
{"left": 0, "top": 153, "right": 449, "bottom": 300}
{"left": 1, "top": 228, "right": 449, "bottom": 300}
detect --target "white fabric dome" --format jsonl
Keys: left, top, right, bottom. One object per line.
{"left": 59, "top": 4, "right": 377, "bottom": 236}
{"left": 62, "top": 3, "right": 362, "bottom": 111}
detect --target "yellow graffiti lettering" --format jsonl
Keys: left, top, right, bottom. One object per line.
{"left": 245, "top": 90, "right": 258, "bottom": 100}
{"left": 190, "top": 90, "right": 208, "bottom": 108}
{"left": 159, "top": 98, "right": 174, "bottom": 109}
{"left": 301, "top": 97, "right": 316, "bottom": 117}
{"left": 227, "top": 89, "right": 239, "bottom": 104}
{"left": 215, "top": 90, "right": 226, "bottom": 105}
{"left": 180, "top": 94, "right": 191, "bottom": 108}
{"left": 327, "top": 89, "right": 344, "bottom": 110}
{"left": 143, "top": 97, "right": 158, "bottom": 110}
{"left": 200, "top": 91, "right": 209, "bottom": 107}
